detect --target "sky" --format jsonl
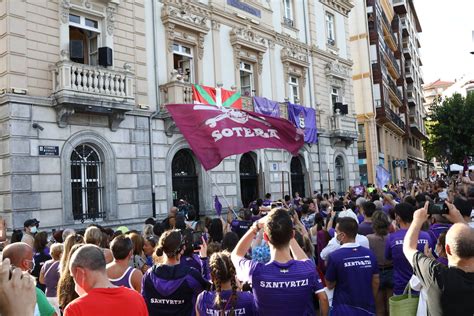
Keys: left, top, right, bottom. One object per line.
{"left": 416, "top": 0, "right": 474, "bottom": 84}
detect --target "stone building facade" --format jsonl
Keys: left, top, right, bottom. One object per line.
{"left": 0, "top": 0, "right": 358, "bottom": 231}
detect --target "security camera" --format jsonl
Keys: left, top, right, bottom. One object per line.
{"left": 32, "top": 123, "right": 44, "bottom": 131}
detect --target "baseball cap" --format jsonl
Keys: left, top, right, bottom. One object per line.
{"left": 23, "top": 218, "right": 39, "bottom": 228}
{"left": 338, "top": 209, "right": 359, "bottom": 222}
{"left": 116, "top": 226, "right": 129, "bottom": 234}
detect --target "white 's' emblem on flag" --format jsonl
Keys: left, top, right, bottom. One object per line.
{"left": 299, "top": 112, "right": 306, "bottom": 129}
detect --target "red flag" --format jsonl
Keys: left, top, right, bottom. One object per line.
{"left": 166, "top": 104, "right": 304, "bottom": 171}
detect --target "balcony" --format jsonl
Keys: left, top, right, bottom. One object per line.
{"left": 376, "top": 105, "right": 406, "bottom": 134}
{"left": 380, "top": 42, "right": 400, "bottom": 78}
{"left": 407, "top": 91, "right": 416, "bottom": 106}
{"left": 393, "top": 0, "right": 408, "bottom": 14}
{"left": 405, "top": 67, "right": 414, "bottom": 83}
{"left": 386, "top": 76, "right": 403, "bottom": 106}
{"left": 329, "top": 111, "right": 358, "bottom": 148}
{"left": 400, "top": 17, "right": 409, "bottom": 38}
{"left": 403, "top": 41, "right": 412, "bottom": 60}
{"left": 51, "top": 60, "right": 135, "bottom": 131}
{"left": 158, "top": 77, "right": 193, "bottom": 136}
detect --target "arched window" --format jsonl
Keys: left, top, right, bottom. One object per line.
{"left": 240, "top": 152, "right": 258, "bottom": 208}
{"left": 291, "top": 156, "right": 306, "bottom": 198}
{"left": 172, "top": 149, "right": 199, "bottom": 213}
{"left": 335, "top": 156, "right": 346, "bottom": 196}
{"left": 70, "top": 144, "right": 104, "bottom": 222}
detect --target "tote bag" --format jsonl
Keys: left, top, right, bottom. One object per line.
{"left": 389, "top": 285, "right": 419, "bottom": 316}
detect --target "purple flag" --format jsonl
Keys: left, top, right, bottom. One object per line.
{"left": 376, "top": 165, "right": 391, "bottom": 189}
{"left": 215, "top": 195, "right": 222, "bottom": 216}
{"left": 166, "top": 104, "right": 304, "bottom": 170}
{"left": 287, "top": 102, "right": 318, "bottom": 144}
{"left": 253, "top": 96, "right": 280, "bottom": 117}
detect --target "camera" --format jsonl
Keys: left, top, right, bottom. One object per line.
{"left": 192, "top": 232, "right": 204, "bottom": 250}
{"left": 428, "top": 201, "right": 448, "bottom": 215}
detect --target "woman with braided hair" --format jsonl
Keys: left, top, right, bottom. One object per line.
{"left": 141, "top": 229, "right": 210, "bottom": 315}
{"left": 195, "top": 251, "right": 255, "bottom": 316}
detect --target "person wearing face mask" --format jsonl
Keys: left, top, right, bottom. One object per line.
{"left": 64, "top": 244, "right": 147, "bottom": 316}
{"left": 21, "top": 218, "right": 39, "bottom": 248}
{"left": 325, "top": 217, "right": 380, "bottom": 315}
{"left": 3, "top": 242, "right": 56, "bottom": 316}
{"left": 320, "top": 210, "right": 370, "bottom": 262}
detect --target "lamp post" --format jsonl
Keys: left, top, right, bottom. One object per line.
{"left": 446, "top": 147, "right": 451, "bottom": 177}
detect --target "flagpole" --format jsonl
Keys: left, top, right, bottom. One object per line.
{"left": 281, "top": 149, "right": 285, "bottom": 198}
{"left": 206, "top": 170, "right": 238, "bottom": 217}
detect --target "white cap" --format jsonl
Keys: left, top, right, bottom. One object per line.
{"left": 338, "top": 209, "right": 359, "bottom": 222}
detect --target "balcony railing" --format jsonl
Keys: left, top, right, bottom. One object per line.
{"left": 380, "top": 41, "right": 400, "bottom": 76}
{"left": 159, "top": 80, "right": 194, "bottom": 112}
{"left": 52, "top": 60, "right": 134, "bottom": 100}
{"left": 387, "top": 76, "right": 403, "bottom": 104}
{"left": 384, "top": 105, "right": 406, "bottom": 131}
{"left": 51, "top": 60, "right": 135, "bottom": 130}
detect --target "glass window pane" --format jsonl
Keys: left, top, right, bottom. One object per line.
{"left": 69, "top": 14, "right": 80, "bottom": 24}
{"left": 85, "top": 18, "right": 98, "bottom": 29}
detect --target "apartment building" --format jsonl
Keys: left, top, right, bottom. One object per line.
{"left": 395, "top": 0, "right": 429, "bottom": 180}
{"left": 0, "top": 0, "right": 358, "bottom": 230}
{"left": 350, "top": 0, "right": 427, "bottom": 184}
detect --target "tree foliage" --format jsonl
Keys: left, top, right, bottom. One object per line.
{"left": 424, "top": 93, "right": 474, "bottom": 164}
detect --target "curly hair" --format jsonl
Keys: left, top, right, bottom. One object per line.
{"left": 58, "top": 243, "right": 84, "bottom": 311}
{"left": 209, "top": 251, "right": 238, "bottom": 316}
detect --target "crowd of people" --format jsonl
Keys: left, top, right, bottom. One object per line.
{"left": 0, "top": 174, "right": 474, "bottom": 316}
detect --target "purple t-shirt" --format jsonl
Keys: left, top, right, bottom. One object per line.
{"left": 231, "top": 220, "right": 252, "bottom": 238}
{"left": 382, "top": 204, "right": 393, "bottom": 215}
{"left": 235, "top": 258, "right": 324, "bottom": 315}
{"left": 262, "top": 199, "right": 272, "bottom": 207}
{"left": 357, "top": 213, "right": 364, "bottom": 224}
{"left": 326, "top": 245, "right": 379, "bottom": 314}
{"left": 428, "top": 223, "right": 452, "bottom": 241}
{"left": 196, "top": 289, "right": 256, "bottom": 315}
{"left": 358, "top": 221, "right": 374, "bottom": 236}
{"left": 385, "top": 229, "right": 434, "bottom": 295}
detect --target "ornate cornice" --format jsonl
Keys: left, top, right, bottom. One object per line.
{"left": 325, "top": 60, "right": 351, "bottom": 80}
{"left": 280, "top": 47, "right": 310, "bottom": 68}
{"left": 320, "top": 0, "right": 354, "bottom": 17}
{"left": 161, "top": 1, "right": 210, "bottom": 34}
{"left": 229, "top": 26, "right": 267, "bottom": 53}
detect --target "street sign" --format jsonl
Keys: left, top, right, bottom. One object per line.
{"left": 39, "top": 146, "right": 59, "bottom": 156}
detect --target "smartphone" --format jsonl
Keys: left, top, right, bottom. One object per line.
{"left": 428, "top": 201, "right": 448, "bottom": 215}
{"left": 192, "top": 232, "right": 203, "bottom": 250}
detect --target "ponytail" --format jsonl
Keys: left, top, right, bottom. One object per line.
{"left": 209, "top": 251, "right": 237, "bottom": 316}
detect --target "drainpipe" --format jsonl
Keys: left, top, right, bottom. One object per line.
{"left": 149, "top": 0, "right": 160, "bottom": 218}
{"left": 303, "top": 0, "right": 323, "bottom": 193}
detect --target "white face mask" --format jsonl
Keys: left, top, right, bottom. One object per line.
{"left": 30, "top": 226, "right": 37, "bottom": 234}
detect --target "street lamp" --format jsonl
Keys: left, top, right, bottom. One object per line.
{"left": 446, "top": 147, "right": 451, "bottom": 177}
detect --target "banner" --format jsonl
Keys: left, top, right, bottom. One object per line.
{"left": 287, "top": 102, "right": 318, "bottom": 144}
{"left": 376, "top": 165, "right": 391, "bottom": 189}
{"left": 166, "top": 104, "right": 304, "bottom": 170}
{"left": 253, "top": 96, "right": 280, "bottom": 117}
{"left": 192, "top": 84, "right": 242, "bottom": 109}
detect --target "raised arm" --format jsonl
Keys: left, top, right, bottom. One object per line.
{"left": 403, "top": 202, "right": 429, "bottom": 266}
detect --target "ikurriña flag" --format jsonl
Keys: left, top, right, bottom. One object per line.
{"left": 166, "top": 104, "right": 304, "bottom": 171}
{"left": 192, "top": 84, "right": 242, "bottom": 109}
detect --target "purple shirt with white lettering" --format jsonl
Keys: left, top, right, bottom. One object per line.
{"left": 196, "top": 289, "right": 256, "bottom": 316}
{"left": 385, "top": 229, "right": 434, "bottom": 294}
{"left": 325, "top": 245, "right": 379, "bottom": 315}
{"left": 235, "top": 258, "right": 323, "bottom": 315}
